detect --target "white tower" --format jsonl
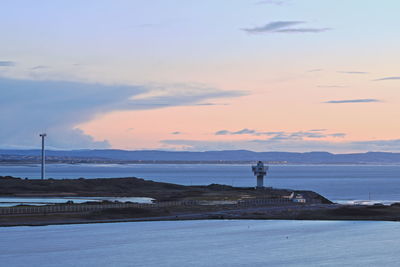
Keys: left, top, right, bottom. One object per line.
{"left": 252, "top": 161, "right": 268, "bottom": 188}
{"left": 39, "top": 133, "right": 47, "bottom": 180}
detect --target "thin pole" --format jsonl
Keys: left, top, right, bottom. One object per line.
{"left": 40, "top": 133, "right": 46, "bottom": 180}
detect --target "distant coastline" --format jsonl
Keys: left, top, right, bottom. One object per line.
{"left": 2, "top": 161, "right": 400, "bottom": 166}
{"left": 3, "top": 149, "right": 400, "bottom": 164}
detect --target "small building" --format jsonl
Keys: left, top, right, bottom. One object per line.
{"left": 292, "top": 193, "right": 306, "bottom": 203}
{"left": 283, "top": 192, "right": 295, "bottom": 199}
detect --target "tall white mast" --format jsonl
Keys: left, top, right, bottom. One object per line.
{"left": 39, "top": 133, "right": 47, "bottom": 180}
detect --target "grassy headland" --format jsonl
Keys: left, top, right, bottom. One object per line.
{"left": 1, "top": 176, "right": 400, "bottom": 226}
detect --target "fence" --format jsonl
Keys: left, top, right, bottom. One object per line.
{"left": 0, "top": 201, "right": 188, "bottom": 215}
{"left": 238, "top": 198, "right": 321, "bottom": 206}
{"left": 238, "top": 198, "right": 291, "bottom": 206}
{"left": 0, "top": 198, "right": 321, "bottom": 215}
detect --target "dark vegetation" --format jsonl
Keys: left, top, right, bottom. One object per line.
{"left": 290, "top": 204, "right": 400, "bottom": 221}
{"left": 85, "top": 207, "right": 170, "bottom": 220}
{"left": 0, "top": 176, "right": 331, "bottom": 203}
{"left": 1, "top": 175, "right": 400, "bottom": 225}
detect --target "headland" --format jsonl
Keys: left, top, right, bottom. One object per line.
{"left": 1, "top": 176, "right": 400, "bottom": 227}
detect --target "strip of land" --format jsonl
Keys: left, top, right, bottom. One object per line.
{"left": 1, "top": 176, "right": 399, "bottom": 227}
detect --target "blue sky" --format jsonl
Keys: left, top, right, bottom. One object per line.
{"left": 1, "top": 0, "right": 400, "bottom": 152}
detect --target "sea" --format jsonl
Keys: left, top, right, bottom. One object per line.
{"left": 1, "top": 220, "right": 400, "bottom": 266}
{"left": 2, "top": 163, "right": 400, "bottom": 204}
{"left": 2, "top": 164, "right": 400, "bottom": 266}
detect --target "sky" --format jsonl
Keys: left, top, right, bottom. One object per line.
{"left": 1, "top": 0, "right": 400, "bottom": 152}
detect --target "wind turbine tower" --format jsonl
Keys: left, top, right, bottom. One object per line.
{"left": 39, "top": 133, "right": 47, "bottom": 180}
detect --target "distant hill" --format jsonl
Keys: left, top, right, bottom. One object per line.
{"left": 2, "top": 149, "right": 400, "bottom": 164}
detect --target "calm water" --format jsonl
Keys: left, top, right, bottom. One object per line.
{"left": 1, "top": 220, "right": 400, "bottom": 266}
{"left": 0, "top": 196, "right": 154, "bottom": 207}
{"left": 2, "top": 164, "right": 400, "bottom": 203}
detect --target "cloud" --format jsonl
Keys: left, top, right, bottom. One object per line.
{"left": 0, "top": 77, "right": 245, "bottom": 149}
{"left": 215, "top": 130, "right": 230, "bottom": 136}
{"left": 266, "top": 131, "right": 346, "bottom": 140}
{"left": 233, "top": 129, "right": 256, "bottom": 135}
{"left": 215, "top": 129, "right": 257, "bottom": 135}
{"left": 0, "top": 61, "right": 15, "bottom": 67}
{"left": 171, "top": 131, "right": 182, "bottom": 135}
{"left": 216, "top": 129, "right": 269, "bottom": 136}
{"left": 308, "top": 69, "right": 323, "bottom": 72}
{"left": 161, "top": 139, "right": 331, "bottom": 152}
{"left": 243, "top": 21, "right": 303, "bottom": 33}
{"left": 277, "top": 28, "right": 330, "bottom": 33}
{"left": 214, "top": 129, "right": 345, "bottom": 140}
{"left": 352, "top": 139, "right": 400, "bottom": 149}
{"left": 251, "top": 138, "right": 400, "bottom": 152}
{"left": 31, "top": 65, "right": 49, "bottom": 70}
{"left": 243, "top": 21, "right": 330, "bottom": 34}
{"left": 130, "top": 83, "right": 245, "bottom": 108}
{"left": 374, "top": 76, "right": 400, "bottom": 81}
{"left": 162, "top": 137, "right": 400, "bottom": 153}
{"left": 324, "top": 99, "right": 380, "bottom": 104}
{"left": 338, "top": 71, "right": 369, "bottom": 74}
{"left": 329, "top": 133, "right": 346, "bottom": 138}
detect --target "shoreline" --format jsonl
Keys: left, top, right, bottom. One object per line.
{"left": 3, "top": 162, "right": 400, "bottom": 166}
{"left": 3, "top": 217, "right": 399, "bottom": 228}
{"left": 2, "top": 203, "right": 400, "bottom": 227}
{"left": 2, "top": 176, "right": 399, "bottom": 227}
